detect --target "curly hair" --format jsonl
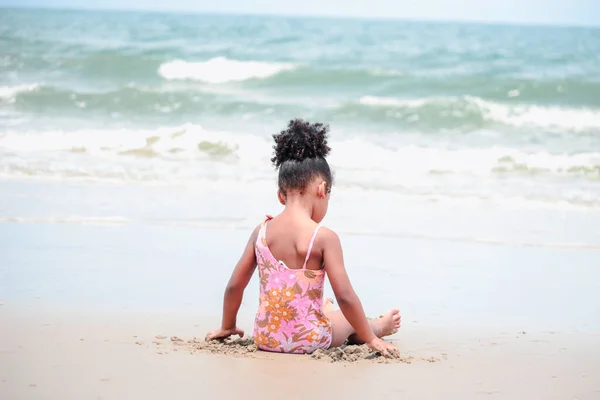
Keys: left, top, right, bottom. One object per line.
{"left": 271, "top": 119, "right": 333, "bottom": 195}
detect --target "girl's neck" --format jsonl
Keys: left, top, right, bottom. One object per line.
{"left": 282, "top": 195, "right": 314, "bottom": 220}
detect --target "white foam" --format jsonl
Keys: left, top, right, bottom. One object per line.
{"left": 0, "top": 124, "right": 273, "bottom": 184}
{"left": 158, "top": 57, "right": 295, "bottom": 84}
{"left": 0, "top": 123, "right": 266, "bottom": 157}
{"left": 474, "top": 98, "right": 600, "bottom": 132}
{"left": 359, "top": 95, "right": 600, "bottom": 132}
{"left": 330, "top": 140, "right": 600, "bottom": 179}
{"left": 359, "top": 95, "right": 429, "bottom": 108}
{"left": 0, "top": 84, "right": 40, "bottom": 103}
{"left": 1, "top": 125, "right": 599, "bottom": 208}
{"left": 1, "top": 126, "right": 598, "bottom": 177}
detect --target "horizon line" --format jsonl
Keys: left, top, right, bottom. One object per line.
{"left": 1, "top": 4, "right": 599, "bottom": 29}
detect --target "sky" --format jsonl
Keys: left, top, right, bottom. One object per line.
{"left": 2, "top": 0, "right": 599, "bottom": 27}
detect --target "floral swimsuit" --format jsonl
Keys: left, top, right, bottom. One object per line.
{"left": 253, "top": 216, "right": 333, "bottom": 354}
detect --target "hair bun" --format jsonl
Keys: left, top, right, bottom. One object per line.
{"left": 271, "top": 119, "right": 331, "bottom": 168}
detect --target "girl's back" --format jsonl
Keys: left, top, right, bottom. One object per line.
{"left": 253, "top": 214, "right": 332, "bottom": 353}
{"left": 261, "top": 214, "right": 324, "bottom": 271}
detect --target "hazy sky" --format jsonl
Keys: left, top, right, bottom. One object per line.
{"left": 2, "top": 0, "right": 599, "bottom": 27}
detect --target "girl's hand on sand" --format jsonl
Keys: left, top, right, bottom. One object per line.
{"left": 205, "top": 327, "right": 244, "bottom": 341}
{"left": 366, "top": 337, "right": 399, "bottom": 358}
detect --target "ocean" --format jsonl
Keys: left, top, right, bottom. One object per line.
{"left": 1, "top": 8, "right": 599, "bottom": 332}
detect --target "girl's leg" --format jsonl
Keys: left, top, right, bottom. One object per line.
{"left": 325, "top": 304, "right": 401, "bottom": 348}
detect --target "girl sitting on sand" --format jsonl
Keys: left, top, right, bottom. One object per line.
{"left": 206, "top": 119, "right": 401, "bottom": 356}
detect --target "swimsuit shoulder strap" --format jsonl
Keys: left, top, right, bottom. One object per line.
{"left": 256, "top": 214, "right": 273, "bottom": 245}
{"left": 301, "top": 225, "right": 321, "bottom": 269}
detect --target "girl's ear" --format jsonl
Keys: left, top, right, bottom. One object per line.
{"left": 277, "top": 189, "right": 286, "bottom": 205}
{"left": 317, "top": 181, "right": 327, "bottom": 199}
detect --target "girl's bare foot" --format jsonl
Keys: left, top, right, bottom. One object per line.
{"left": 372, "top": 308, "right": 401, "bottom": 337}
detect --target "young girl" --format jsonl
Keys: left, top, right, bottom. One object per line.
{"left": 206, "top": 119, "right": 401, "bottom": 357}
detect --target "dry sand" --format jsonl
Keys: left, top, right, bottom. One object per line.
{"left": 1, "top": 305, "right": 599, "bottom": 399}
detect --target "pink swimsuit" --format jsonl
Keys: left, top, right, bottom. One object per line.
{"left": 253, "top": 216, "right": 333, "bottom": 353}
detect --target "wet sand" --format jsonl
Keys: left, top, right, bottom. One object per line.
{"left": 1, "top": 305, "right": 599, "bottom": 400}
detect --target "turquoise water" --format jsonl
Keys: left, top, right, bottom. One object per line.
{"left": 1, "top": 8, "right": 600, "bottom": 208}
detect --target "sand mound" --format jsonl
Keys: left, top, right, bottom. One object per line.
{"left": 148, "top": 335, "right": 440, "bottom": 364}
{"left": 310, "top": 344, "right": 441, "bottom": 364}
{"left": 310, "top": 344, "right": 409, "bottom": 364}
{"left": 168, "top": 336, "right": 258, "bottom": 357}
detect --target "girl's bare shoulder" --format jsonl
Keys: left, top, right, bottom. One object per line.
{"left": 316, "top": 226, "right": 341, "bottom": 247}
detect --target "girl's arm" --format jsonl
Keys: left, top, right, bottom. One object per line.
{"left": 206, "top": 225, "right": 260, "bottom": 340}
{"left": 321, "top": 228, "right": 398, "bottom": 355}
{"left": 321, "top": 228, "right": 376, "bottom": 342}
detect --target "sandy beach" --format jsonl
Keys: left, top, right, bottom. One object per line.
{"left": 1, "top": 304, "right": 599, "bottom": 400}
